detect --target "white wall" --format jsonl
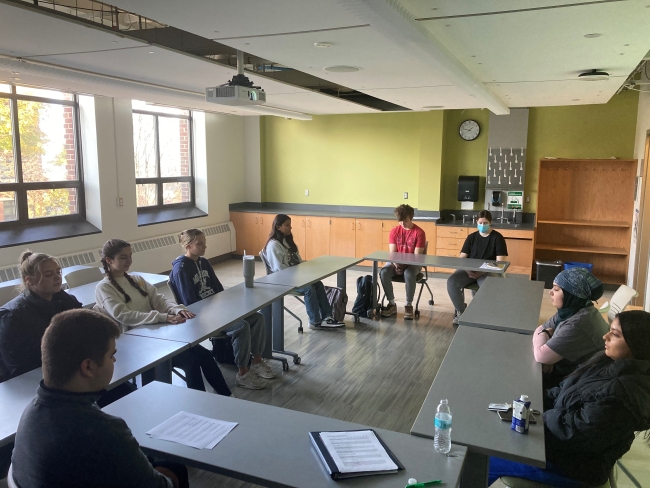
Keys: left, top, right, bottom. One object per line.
{"left": 244, "top": 116, "right": 262, "bottom": 202}
{"left": 0, "top": 97, "right": 248, "bottom": 269}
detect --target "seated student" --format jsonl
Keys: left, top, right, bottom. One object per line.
{"left": 489, "top": 310, "right": 650, "bottom": 487}
{"left": 95, "top": 239, "right": 231, "bottom": 396}
{"left": 380, "top": 204, "right": 426, "bottom": 320}
{"left": 447, "top": 210, "right": 507, "bottom": 325}
{"left": 12, "top": 308, "right": 189, "bottom": 488}
{"left": 533, "top": 267, "right": 608, "bottom": 387}
{"left": 264, "top": 214, "right": 335, "bottom": 330}
{"left": 169, "top": 229, "right": 274, "bottom": 390}
{"left": 0, "top": 251, "right": 81, "bottom": 381}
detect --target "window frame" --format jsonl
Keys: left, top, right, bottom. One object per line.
{"left": 132, "top": 108, "right": 195, "bottom": 211}
{"left": 0, "top": 85, "right": 86, "bottom": 227}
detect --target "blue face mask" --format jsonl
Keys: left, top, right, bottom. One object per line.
{"left": 477, "top": 223, "right": 490, "bottom": 233}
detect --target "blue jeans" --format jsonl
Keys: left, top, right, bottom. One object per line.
{"left": 295, "top": 281, "right": 331, "bottom": 324}
{"left": 225, "top": 312, "right": 266, "bottom": 368}
{"left": 488, "top": 457, "right": 584, "bottom": 487}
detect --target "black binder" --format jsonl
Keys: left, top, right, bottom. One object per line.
{"left": 309, "top": 429, "right": 405, "bottom": 481}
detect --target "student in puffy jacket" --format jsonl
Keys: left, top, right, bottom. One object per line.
{"left": 489, "top": 310, "right": 650, "bottom": 487}
{"left": 169, "top": 229, "right": 275, "bottom": 390}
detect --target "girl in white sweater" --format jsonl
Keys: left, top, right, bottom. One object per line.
{"left": 95, "top": 239, "right": 230, "bottom": 395}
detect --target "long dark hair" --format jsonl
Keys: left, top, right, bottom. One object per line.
{"left": 266, "top": 214, "right": 298, "bottom": 253}
{"left": 100, "top": 239, "right": 148, "bottom": 303}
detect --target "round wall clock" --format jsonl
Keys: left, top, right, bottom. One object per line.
{"left": 459, "top": 120, "right": 480, "bottom": 141}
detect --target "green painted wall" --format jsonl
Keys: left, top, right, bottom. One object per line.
{"left": 261, "top": 111, "right": 444, "bottom": 210}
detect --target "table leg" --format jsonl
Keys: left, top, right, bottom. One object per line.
{"left": 261, "top": 298, "right": 293, "bottom": 371}
{"left": 261, "top": 304, "right": 273, "bottom": 359}
{"left": 337, "top": 268, "right": 346, "bottom": 293}
{"left": 460, "top": 451, "right": 489, "bottom": 488}
{"left": 152, "top": 360, "right": 172, "bottom": 384}
{"left": 371, "top": 260, "right": 379, "bottom": 316}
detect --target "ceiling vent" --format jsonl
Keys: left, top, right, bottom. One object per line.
{"left": 578, "top": 69, "right": 609, "bottom": 81}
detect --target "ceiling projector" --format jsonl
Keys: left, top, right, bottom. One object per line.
{"left": 206, "top": 51, "right": 266, "bottom": 106}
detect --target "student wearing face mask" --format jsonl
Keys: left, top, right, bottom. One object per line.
{"left": 447, "top": 210, "right": 508, "bottom": 325}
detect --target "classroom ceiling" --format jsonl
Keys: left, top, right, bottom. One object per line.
{"left": 0, "top": 0, "right": 649, "bottom": 115}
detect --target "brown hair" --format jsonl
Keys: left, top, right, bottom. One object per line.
{"left": 266, "top": 214, "right": 298, "bottom": 253}
{"left": 394, "top": 204, "right": 415, "bottom": 222}
{"left": 179, "top": 228, "right": 205, "bottom": 249}
{"left": 42, "top": 309, "right": 120, "bottom": 388}
{"left": 478, "top": 210, "right": 493, "bottom": 223}
{"left": 18, "top": 250, "right": 60, "bottom": 291}
{"left": 100, "top": 239, "right": 147, "bottom": 303}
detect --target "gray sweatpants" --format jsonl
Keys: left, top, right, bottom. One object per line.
{"left": 380, "top": 263, "right": 422, "bottom": 304}
{"left": 446, "top": 269, "right": 491, "bottom": 313}
{"left": 225, "top": 312, "right": 266, "bottom": 368}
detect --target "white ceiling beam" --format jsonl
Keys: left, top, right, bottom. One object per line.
{"left": 340, "top": 0, "right": 510, "bottom": 114}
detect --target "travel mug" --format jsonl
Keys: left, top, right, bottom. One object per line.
{"left": 243, "top": 255, "right": 255, "bottom": 288}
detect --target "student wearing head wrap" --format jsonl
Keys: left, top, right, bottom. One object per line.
{"left": 532, "top": 267, "right": 608, "bottom": 385}
{"left": 490, "top": 310, "right": 650, "bottom": 487}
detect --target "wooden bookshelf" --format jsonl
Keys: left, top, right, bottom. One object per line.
{"left": 535, "top": 159, "right": 636, "bottom": 284}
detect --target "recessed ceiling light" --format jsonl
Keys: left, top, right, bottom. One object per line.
{"left": 11, "top": 77, "right": 20, "bottom": 80}
{"left": 323, "top": 65, "right": 360, "bottom": 73}
{"left": 148, "top": 51, "right": 154, "bottom": 54}
{"left": 11, "top": 71, "right": 19, "bottom": 75}
{"left": 422, "top": 106, "right": 443, "bottom": 109}
{"left": 584, "top": 33, "right": 601, "bottom": 38}
{"left": 314, "top": 42, "right": 333, "bottom": 48}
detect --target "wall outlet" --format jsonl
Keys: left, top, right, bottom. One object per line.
{"left": 116, "top": 197, "right": 124, "bottom": 207}
{"left": 525, "top": 196, "right": 530, "bottom": 203}
{"left": 305, "top": 189, "right": 309, "bottom": 196}
{"left": 403, "top": 192, "right": 408, "bottom": 199}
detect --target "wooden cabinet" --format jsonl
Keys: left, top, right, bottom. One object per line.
{"left": 417, "top": 221, "right": 437, "bottom": 272}
{"left": 288, "top": 215, "right": 306, "bottom": 256}
{"left": 230, "top": 211, "right": 261, "bottom": 256}
{"left": 305, "top": 216, "right": 330, "bottom": 260}
{"left": 436, "top": 227, "right": 468, "bottom": 273}
{"left": 504, "top": 237, "right": 535, "bottom": 276}
{"left": 355, "top": 219, "right": 383, "bottom": 265}
{"left": 257, "top": 213, "right": 272, "bottom": 254}
{"left": 330, "top": 218, "right": 356, "bottom": 257}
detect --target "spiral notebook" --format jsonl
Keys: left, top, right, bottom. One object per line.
{"left": 309, "top": 429, "right": 404, "bottom": 480}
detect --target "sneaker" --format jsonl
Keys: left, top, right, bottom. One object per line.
{"left": 404, "top": 305, "right": 414, "bottom": 320}
{"left": 452, "top": 310, "right": 461, "bottom": 326}
{"left": 236, "top": 371, "right": 266, "bottom": 390}
{"left": 381, "top": 303, "right": 397, "bottom": 317}
{"left": 250, "top": 361, "right": 276, "bottom": 379}
{"left": 309, "top": 322, "right": 344, "bottom": 330}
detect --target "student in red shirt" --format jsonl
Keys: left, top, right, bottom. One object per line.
{"left": 380, "top": 204, "right": 426, "bottom": 320}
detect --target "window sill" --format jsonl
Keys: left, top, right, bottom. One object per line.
{"left": 137, "top": 206, "right": 207, "bottom": 227}
{"left": 0, "top": 220, "right": 101, "bottom": 249}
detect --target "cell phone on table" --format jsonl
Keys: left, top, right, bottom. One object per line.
{"left": 497, "top": 410, "right": 537, "bottom": 424}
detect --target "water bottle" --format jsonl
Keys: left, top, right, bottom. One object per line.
{"left": 434, "top": 399, "right": 452, "bottom": 454}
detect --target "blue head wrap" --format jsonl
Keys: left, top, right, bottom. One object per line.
{"left": 554, "top": 268, "right": 603, "bottom": 321}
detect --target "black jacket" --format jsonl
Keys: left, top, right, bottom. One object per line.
{"left": 12, "top": 382, "right": 172, "bottom": 488}
{"left": 0, "top": 290, "right": 81, "bottom": 380}
{"left": 543, "top": 358, "right": 650, "bottom": 485}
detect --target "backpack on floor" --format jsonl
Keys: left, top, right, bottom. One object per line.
{"left": 352, "top": 275, "right": 374, "bottom": 317}
{"left": 324, "top": 286, "right": 348, "bottom": 323}
{"left": 210, "top": 335, "right": 236, "bottom": 365}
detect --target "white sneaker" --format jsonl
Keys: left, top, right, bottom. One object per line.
{"left": 236, "top": 371, "right": 266, "bottom": 390}
{"left": 250, "top": 361, "right": 277, "bottom": 379}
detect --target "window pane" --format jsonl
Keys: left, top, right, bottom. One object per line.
{"left": 133, "top": 113, "right": 157, "bottom": 178}
{"left": 163, "top": 182, "right": 190, "bottom": 204}
{"left": 137, "top": 184, "right": 157, "bottom": 207}
{"left": 0, "top": 192, "right": 17, "bottom": 222}
{"left": 159, "top": 117, "right": 190, "bottom": 177}
{"left": 132, "top": 100, "right": 189, "bottom": 116}
{"left": 16, "top": 86, "right": 73, "bottom": 101}
{"left": 0, "top": 99, "right": 16, "bottom": 183}
{"left": 18, "top": 100, "right": 77, "bottom": 182}
{"left": 27, "top": 188, "right": 78, "bottom": 219}
{"left": 0, "top": 85, "right": 9, "bottom": 93}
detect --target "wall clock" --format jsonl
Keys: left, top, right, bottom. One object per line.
{"left": 459, "top": 119, "right": 480, "bottom": 141}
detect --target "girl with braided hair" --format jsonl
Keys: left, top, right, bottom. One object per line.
{"left": 95, "top": 239, "right": 231, "bottom": 396}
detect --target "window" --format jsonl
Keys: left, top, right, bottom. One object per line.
{"left": 0, "top": 84, "right": 85, "bottom": 225}
{"left": 132, "top": 101, "right": 194, "bottom": 210}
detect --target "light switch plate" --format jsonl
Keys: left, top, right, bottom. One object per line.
{"left": 403, "top": 192, "right": 408, "bottom": 199}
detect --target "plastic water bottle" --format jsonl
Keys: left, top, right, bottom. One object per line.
{"left": 434, "top": 399, "right": 452, "bottom": 454}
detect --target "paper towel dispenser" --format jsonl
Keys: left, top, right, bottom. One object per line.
{"left": 458, "top": 176, "right": 479, "bottom": 202}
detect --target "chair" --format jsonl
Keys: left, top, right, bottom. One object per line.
{"left": 379, "top": 242, "right": 434, "bottom": 319}
{"left": 0, "top": 285, "right": 20, "bottom": 307}
{"left": 63, "top": 267, "right": 104, "bottom": 288}
{"left": 501, "top": 464, "right": 616, "bottom": 488}
{"left": 598, "top": 285, "right": 638, "bottom": 324}
{"left": 7, "top": 463, "right": 17, "bottom": 488}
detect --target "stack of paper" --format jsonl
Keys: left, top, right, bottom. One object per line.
{"left": 480, "top": 261, "right": 505, "bottom": 271}
{"left": 146, "top": 411, "right": 237, "bottom": 450}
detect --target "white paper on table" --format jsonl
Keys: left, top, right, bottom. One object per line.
{"left": 319, "top": 430, "right": 398, "bottom": 474}
{"left": 146, "top": 411, "right": 237, "bottom": 450}
{"left": 480, "top": 261, "right": 505, "bottom": 271}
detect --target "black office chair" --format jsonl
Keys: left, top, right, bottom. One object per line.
{"left": 379, "top": 241, "right": 434, "bottom": 319}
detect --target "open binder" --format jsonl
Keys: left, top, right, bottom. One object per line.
{"left": 309, "top": 429, "right": 405, "bottom": 480}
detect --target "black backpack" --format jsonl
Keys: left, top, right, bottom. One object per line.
{"left": 352, "top": 275, "right": 374, "bottom": 317}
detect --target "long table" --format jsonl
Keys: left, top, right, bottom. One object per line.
{"left": 0, "top": 334, "right": 187, "bottom": 447}
{"left": 459, "top": 277, "right": 545, "bottom": 335}
{"left": 103, "top": 382, "right": 468, "bottom": 488}
{"left": 411, "top": 326, "right": 545, "bottom": 487}
{"left": 255, "top": 256, "right": 363, "bottom": 365}
{"left": 0, "top": 264, "right": 93, "bottom": 290}
{"left": 363, "top": 251, "right": 509, "bottom": 317}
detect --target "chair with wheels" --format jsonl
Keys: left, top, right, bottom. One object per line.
{"left": 598, "top": 285, "right": 638, "bottom": 324}
{"left": 379, "top": 242, "right": 434, "bottom": 319}
{"left": 63, "top": 267, "right": 104, "bottom": 288}
{"left": 0, "top": 285, "right": 20, "bottom": 307}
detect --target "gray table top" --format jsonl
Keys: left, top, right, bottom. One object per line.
{"left": 67, "top": 272, "right": 169, "bottom": 309}
{"left": 459, "top": 277, "right": 545, "bottom": 335}
{"left": 103, "top": 382, "right": 468, "bottom": 488}
{"left": 411, "top": 326, "right": 545, "bottom": 467}
{"left": 0, "top": 334, "right": 186, "bottom": 447}
{"left": 124, "top": 282, "right": 294, "bottom": 347}
{"left": 363, "top": 251, "right": 509, "bottom": 273}
{"left": 255, "top": 256, "right": 363, "bottom": 287}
